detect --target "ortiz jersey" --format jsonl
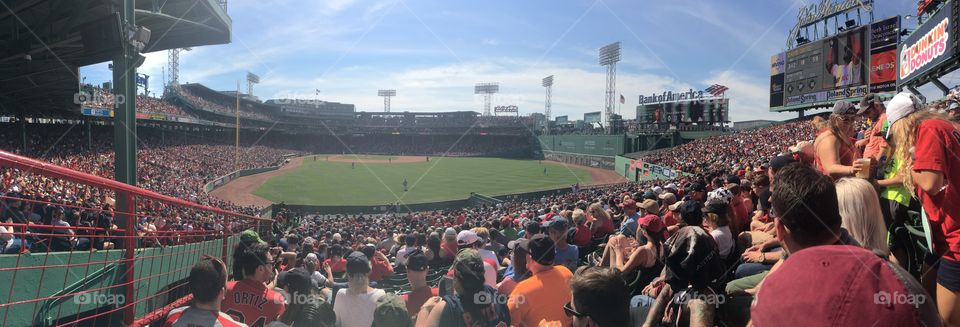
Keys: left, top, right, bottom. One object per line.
{"left": 221, "top": 279, "right": 285, "bottom": 327}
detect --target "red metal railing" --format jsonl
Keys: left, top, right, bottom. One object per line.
{"left": 0, "top": 150, "right": 272, "bottom": 326}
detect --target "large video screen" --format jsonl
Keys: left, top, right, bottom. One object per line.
{"left": 637, "top": 98, "right": 729, "bottom": 124}
{"left": 774, "top": 21, "right": 891, "bottom": 110}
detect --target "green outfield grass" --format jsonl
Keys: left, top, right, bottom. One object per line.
{"left": 254, "top": 157, "right": 592, "bottom": 205}
{"left": 321, "top": 154, "right": 396, "bottom": 161}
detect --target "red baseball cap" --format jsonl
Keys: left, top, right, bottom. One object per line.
{"left": 637, "top": 215, "right": 666, "bottom": 239}
{"left": 752, "top": 245, "right": 926, "bottom": 327}
{"left": 619, "top": 198, "right": 638, "bottom": 209}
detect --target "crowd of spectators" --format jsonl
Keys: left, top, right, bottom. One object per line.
{"left": 634, "top": 120, "right": 814, "bottom": 175}
{"left": 0, "top": 124, "right": 303, "bottom": 253}
{"left": 81, "top": 86, "right": 193, "bottom": 118}
{"left": 173, "top": 87, "right": 273, "bottom": 121}
{"left": 163, "top": 90, "right": 960, "bottom": 326}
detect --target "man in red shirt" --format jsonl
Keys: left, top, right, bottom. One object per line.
{"left": 400, "top": 251, "right": 436, "bottom": 318}
{"left": 222, "top": 243, "right": 285, "bottom": 327}
{"left": 165, "top": 256, "right": 247, "bottom": 327}
{"left": 361, "top": 244, "right": 393, "bottom": 282}
{"left": 324, "top": 244, "right": 348, "bottom": 277}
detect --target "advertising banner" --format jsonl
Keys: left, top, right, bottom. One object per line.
{"left": 870, "top": 17, "right": 899, "bottom": 92}
{"left": 584, "top": 111, "right": 602, "bottom": 123}
{"left": 555, "top": 116, "right": 568, "bottom": 123}
{"left": 770, "top": 52, "right": 786, "bottom": 107}
{"left": 899, "top": 2, "right": 954, "bottom": 85}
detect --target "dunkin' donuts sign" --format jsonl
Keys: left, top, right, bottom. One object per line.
{"left": 900, "top": 16, "right": 951, "bottom": 82}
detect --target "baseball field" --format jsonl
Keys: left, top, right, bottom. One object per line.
{"left": 248, "top": 155, "right": 595, "bottom": 205}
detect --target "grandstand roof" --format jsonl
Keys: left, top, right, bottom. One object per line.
{"left": 0, "top": 0, "right": 231, "bottom": 116}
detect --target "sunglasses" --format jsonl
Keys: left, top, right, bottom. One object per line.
{"left": 563, "top": 301, "right": 587, "bottom": 318}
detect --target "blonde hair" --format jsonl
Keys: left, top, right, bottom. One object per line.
{"left": 471, "top": 227, "right": 490, "bottom": 242}
{"left": 889, "top": 110, "right": 953, "bottom": 198}
{"left": 811, "top": 116, "right": 829, "bottom": 131}
{"left": 835, "top": 178, "right": 889, "bottom": 255}
{"left": 571, "top": 209, "right": 587, "bottom": 224}
{"left": 588, "top": 203, "right": 610, "bottom": 222}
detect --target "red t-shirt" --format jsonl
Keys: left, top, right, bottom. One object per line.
{"left": 324, "top": 258, "right": 347, "bottom": 274}
{"left": 401, "top": 286, "right": 439, "bottom": 317}
{"left": 369, "top": 257, "right": 393, "bottom": 281}
{"left": 593, "top": 218, "right": 615, "bottom": 238}
{"left": 572, "top": 223, "right": 592, "bottom": 248}
{"left": 222, "top": 279, "right": 285, "bottom": 327}
{"left": 912, "top": 119, "right": 960, "bottom": 262}
{"left": 662, "top": 210, "right": 678, "bottom": 227}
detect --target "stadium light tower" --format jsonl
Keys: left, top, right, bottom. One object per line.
{"left": 599, "top": 42, "right": 621, "bottom": 125}
{"left": 166, "top": 47, "right": 191, "bottom": 89}
{"left": 542, "top": 75, "right": 553, "bottom": 135}
{"left": 246, "top": 72, "right": 260, "bottom": 96}
{"left": 378, "top": 89, "right": 396, "bottom": 112}
{"left": 474, "top": 82, "right": 499, "bottom": 116}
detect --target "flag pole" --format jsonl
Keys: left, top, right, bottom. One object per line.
{"left": 235, "top": 80, "right": 240, "bottom": 172}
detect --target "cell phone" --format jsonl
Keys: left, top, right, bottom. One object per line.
{"left": 439, "top": 275, "right": 455, "bottom": 297}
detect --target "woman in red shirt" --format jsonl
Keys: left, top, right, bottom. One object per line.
{"left": 888, "top": 91, "right": 960, "bottom": 325}
{"left": 813, "top": 100, "right": 864, "bottom": 179}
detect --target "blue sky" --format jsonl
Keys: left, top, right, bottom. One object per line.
{"left": 80, "top": 0, "right": 920, "bottom": 121}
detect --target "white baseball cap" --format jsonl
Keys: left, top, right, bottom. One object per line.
{"left": 885, "top": 91, "right": 923, "bottom": 138}
{"left": 456, "top": 230, "right": 479, "bottom": 246}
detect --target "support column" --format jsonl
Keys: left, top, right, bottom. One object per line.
{"left": 18, "top": 115, "right": 26, "bottom": 153}
{"left": 112, "top": 0, "right": 138, "bottom": 325}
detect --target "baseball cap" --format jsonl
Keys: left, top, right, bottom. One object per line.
{"left": 679, "top": 201, "right": 704, "bottom": 226}
{"left": 372, "top": 293, "right": 411, "bottom": 327}
{"left": 639, "top": 199, "right": 660, "bottom": 214}
{"left": 452, "top": 249, "right": 486, "bottom": 283}
{"left": 703, "top": 201, "right": 729, "bottom": 215}
{"left": 278, "top": 268, "right": 313, "bottom": 295}
{"left": 668, "top": 200, "right": 685, "bottom": 212}
{"left": 885, "top": 91, "right": 923, "bottom": 138}
{"left": 345, "top": 251, "right": 371, "bottom": 274}
{"left": 832, "top": 100, "right": 857, "bottom": 115}
{"left": 457, "top": 230, "right": 480, "bottom": 246}
{"left": 858, "top": 93, "right": 881, "bottom": 114}
{"left": 664, "top": 183, "right": 678, "bottom": 190}
{"left": 658, "top": 192, "right": 677, "bottom": 205}
{"left": 769, "top": 154, "right": 799, "bottom": 173}
{"left": 405, "top": 250, "right": 429, "bottom": 271}
{"left": 620, "top": 198, "right": 638, "bottom": 209}
{"left": 544, "top": 216, "right": 570, "bottom": 231}
{"left": 638, "top": 215, "right": 666, "bottom": 235}
{"left": 752, "top": 245, "right": 924, "bottom": 327}
{"left": 443, "top": 228, "right": 457, "bottom": 238}
{"left": 688, "top": 182, "right": 707, "bottom": 193}
{"left": 239, "top": 230, "right": 265, "bottom": 244}
{"left": 518, "top": 234, "right": 555, "bottom": 266}
{"left": 642, "top": 191, "right": 657, "bottom": 200}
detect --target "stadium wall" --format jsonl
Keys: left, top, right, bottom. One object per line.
{"left": 537, "top": 135, "right": 626, "bottom": 156}
{"left": 204, "top": 165, "right": 283, "bottom": 193}
{"left": 542, "top": 151, "right": 615, "bottom": 170}
{"left": 276, "top": 184, "right": 594, "bottom": 215}
{"left": 614, "top": 155, "right": 686, "bottom": 181}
